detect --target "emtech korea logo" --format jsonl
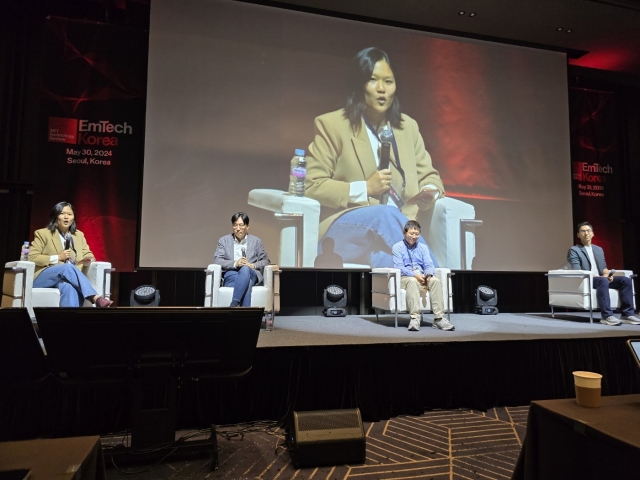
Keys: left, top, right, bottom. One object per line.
{"left": 48, "top": 117, "right": 133, "bottom": 146}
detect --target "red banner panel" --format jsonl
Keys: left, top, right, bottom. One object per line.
{"left": 32, "top": 18, "right": 147, "bottom": 271}
{"left": 570, "top": 88, "right": 623, "bottom": 267}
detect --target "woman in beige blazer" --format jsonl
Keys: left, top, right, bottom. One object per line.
{"left": 305, "top": 47, "right": 444, "bottom": 267}
{"left": 30, "top": 202, "right": 112, "bottom": 307}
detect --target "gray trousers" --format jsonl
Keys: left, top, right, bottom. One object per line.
{"left": 401, "top": 275, "right": 444, "bottom": 320}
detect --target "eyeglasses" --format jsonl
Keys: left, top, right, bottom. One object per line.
{"left": 233, "top": 223, "right": 247, "bottom": 229}
{"left": 578, "top": 229, "right": 592, "bottom": 234}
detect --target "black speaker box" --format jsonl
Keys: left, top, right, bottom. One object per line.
{"left": 286, "top": 408, "right": 366, "bottom": 469}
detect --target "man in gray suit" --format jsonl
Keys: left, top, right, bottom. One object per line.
{"left": 567, "top": 221, "right": 639, "bottom": 326}
{"left": 214, "top": 212, "right": 270, "bottom": 307}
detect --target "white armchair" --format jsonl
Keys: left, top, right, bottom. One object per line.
{"left": 2, "top": 260, "right": 114, "bottom": 319}
{"left": 248, "top": 189, "right": 480, "bottom": 270}
{"left": 547, "top": 269, "right": 636, "bottom": 323}
{"left": 371, "top": 267, "right": 453, "bottom": 328}
{"left": 204, "top": 264, "right": 280, "bottom": 318}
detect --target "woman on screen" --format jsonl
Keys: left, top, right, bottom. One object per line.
{"left": 29, "top": 201, "right": 112, "bottom": 307}
{"left": 305, "top": 47, "right": 444, "bottom": 267}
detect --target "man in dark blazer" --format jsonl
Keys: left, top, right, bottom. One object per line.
{"left": 567, "top": 221, "right": 639, "bottom": 326}
{"left": 213, "top": 212, "right": 270, "bottom": 307}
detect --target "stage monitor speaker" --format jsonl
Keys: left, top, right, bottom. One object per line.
{"left": 286, "top": 408, "right": 366, "bottom": 469}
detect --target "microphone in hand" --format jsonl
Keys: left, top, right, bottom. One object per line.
{"left": 64, "top": 233, "right": 75, "bottom": 264}
{"left": 379, "top": 128, "right": 394, "bottom": 204}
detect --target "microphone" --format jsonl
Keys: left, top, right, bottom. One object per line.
{"left": 242, "top": 247, "right": 246, "bottom": 258}
{"left": 64, "top": 233, "right": 74, "bottom": 264}
{"left": 379, "top": 128, "right": 393, "bottom": 170}
{"left": 379, "top": 128, "right": 394, "bottom": 204}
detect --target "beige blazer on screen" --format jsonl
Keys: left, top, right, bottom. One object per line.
{"left": 305, "top": 109, "right": 445, "bottom": 238}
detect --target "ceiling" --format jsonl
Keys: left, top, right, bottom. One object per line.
{"left": 274, "top": 0, "right": 640, "bottom": 76}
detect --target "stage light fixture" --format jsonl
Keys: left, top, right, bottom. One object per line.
{"left": 469, "top": 12, "right": 476, "bottom": 17}
{"left": 322, "top": 284, "right": 347, "bottom": 317}
{"left": 458, "top": 11, "right": 465, "bottom": 15}
{"left": 130, "top": 285, "right": 161, "bottom": 307}
{"left": 474, "top": 285, "right": 498, "bottom": 315}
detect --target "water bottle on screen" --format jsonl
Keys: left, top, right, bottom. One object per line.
{"left": 20, "top": 241, "right": 29, "bottom": 261}
{"left": 288, "top": 148, "right": 307, "bottom": 197}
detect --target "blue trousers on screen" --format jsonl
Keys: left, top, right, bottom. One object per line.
{"left": 33, "top": 263, "right": 97, "bottom": 307}
{"left": 592, "top": 275, "right": 635, "bottom": 318}
{"left": 319, "top": 205, "right": 438, "bottom": 268}
{"left": 224, "top": 266, "right": 259, "bottom": 307}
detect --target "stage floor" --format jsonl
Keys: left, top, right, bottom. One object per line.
{"left": 257, "top": 312, "right": 640, "bottom": 347}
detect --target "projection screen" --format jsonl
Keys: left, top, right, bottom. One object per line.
{"left": 140, "top": 0, "right": 573, "bottom": 271}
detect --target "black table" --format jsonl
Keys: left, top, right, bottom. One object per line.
{"left": 512, "top": 394, "right": 640, "bottom": 480}
{"left": 0, "top": 436, "right": 105, "bottom": 480}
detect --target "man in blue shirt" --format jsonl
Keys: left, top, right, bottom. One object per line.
{"left": 392, "top": 220, "right": 454, "bottom": 331}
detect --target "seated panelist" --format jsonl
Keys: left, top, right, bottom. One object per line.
{"left": 30, "top": 201, "right": 112, "bottom": 308}
{"left": 213, "top": 212, "right": 270, "bottom": 307}
{"left": 392, "top": 220, "right": 453, "bottom": 332}
{"left": 567, "top": 221, "right": 639, "bottom": 326}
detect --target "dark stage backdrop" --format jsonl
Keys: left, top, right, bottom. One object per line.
{"left": 570, "top": 87, "right": 623, "bottom": 267}
{"left": 30, "top": 17, "right": 147, "bottom": 271}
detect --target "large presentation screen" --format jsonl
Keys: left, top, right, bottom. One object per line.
{"left": 140, "top": 0, "right": 573, "bottom": 271}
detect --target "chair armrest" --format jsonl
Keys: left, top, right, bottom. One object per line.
{"left": 434, "top": 268, "right": 452, "bottom": 312}
{"left": 547, "top": 269, "right": 592, "bottom": 297}
{"left": 3, "top": 261, "right": 36, "bottom": 311}
{"left": 263, "top": 264, "right": 280, "bottom": 313}
{"left": 371, "top": 268, "right": 402, "bottom": 296}
{"left": 613, "top": 270, "right": 634, "bottom": 278}
{"left": 83, "top": 261, "right": 113, "bottom": 298}
{"left": 204, "top": 264, "right": 223, "bottom": 307}
{"left": 422, "top": 197, "right": 477, "bottom": 270}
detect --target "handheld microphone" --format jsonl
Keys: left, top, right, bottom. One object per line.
{"left": 379, "top": 128, "right": 393, "bottom": 170}
{"left": 242, "top": 247, "right": 246, "bottom": 258}
{"left": 379, "top": 128, "right": 394, "bottom": 204}
{"left": 64, "top": 233, "right": 73, "bottom": 264}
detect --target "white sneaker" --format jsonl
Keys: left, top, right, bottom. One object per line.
{"left": 620, "top": 315, "right": 640, "bottom": 325}
{"left": 600, "top": 316, "right": 621, "bottom": 326}
{"left": 433, "top": 318, "right": 455, "bottom": 331}
{"left": 408, "top": 318, "right": 420, "bottom": 331}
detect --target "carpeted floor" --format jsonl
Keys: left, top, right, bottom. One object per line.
{"left": 105, "top": 406, "right": 529, "bottom": 479}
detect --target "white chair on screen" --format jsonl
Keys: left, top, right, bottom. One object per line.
{"left": 371, "top": 267, "right": 454, "bottom": 328}
{"left": 2, "top": 260, "right": 114, "bottom": 319}
{"left": 247, "top": 189, "right": 481, "bottom": 270}
{"left": 204, "top": 264, "right": 280, "bottom": 319}
{"left": 546, "top": 269, "right": 636, "bottom": 323}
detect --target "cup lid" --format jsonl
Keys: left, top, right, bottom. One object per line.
{"left": 573, "top": 371, "right": 602, "bottom": 379}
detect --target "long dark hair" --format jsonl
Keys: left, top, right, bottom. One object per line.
{"left": 344, "top": 47, "right": 402, "bottom": 131}
{"left": 47, "top": 201, "right": 77, "bottom": 234}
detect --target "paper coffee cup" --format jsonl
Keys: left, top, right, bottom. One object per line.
{"left": 573, "top": 371, "right": 602, "bottom": 407}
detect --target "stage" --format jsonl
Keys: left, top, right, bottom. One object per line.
{"left": 257, "top": 312, "right": 640, "bottom": 347}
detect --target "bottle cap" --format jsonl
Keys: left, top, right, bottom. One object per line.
{"left": 294, "top": 148, "right": 305, "bottom": 156}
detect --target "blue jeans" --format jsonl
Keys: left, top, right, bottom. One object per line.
{"left": 224, "top": 266, "right": 259, "bottom": 306}
{"left": 319, "top": 206, "right": 437, "bottom": 268}
{"left": 592, "top": 276, "right": 635, "bottom": 318}
{"left": 33, "top": 263, "right": 97, "bottom": 307}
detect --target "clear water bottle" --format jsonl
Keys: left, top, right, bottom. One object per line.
{"left": 20, "top": 241, "right": 29, "bottom": 261}
{"left": 288, "top": 148, "right": 307, "bottom": 197}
